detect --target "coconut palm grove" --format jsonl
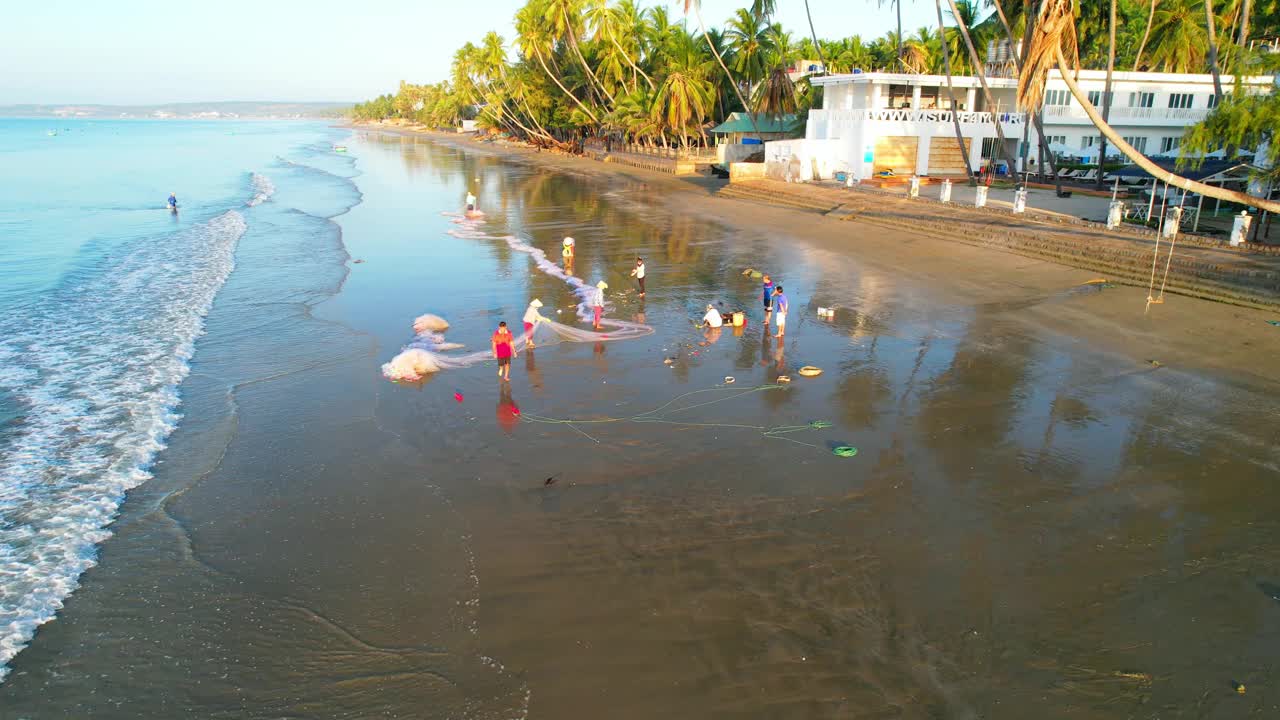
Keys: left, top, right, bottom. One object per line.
{"left": 352, "top": 0, "right": 1277, "bottom": 172}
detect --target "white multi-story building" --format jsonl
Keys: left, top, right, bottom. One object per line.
{"left": 772, "top": 70, "right": 1274, "bottom": 181}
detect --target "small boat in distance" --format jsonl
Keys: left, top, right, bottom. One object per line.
{"left": 46, "top": 130, "right": 57, "bottom": 136}
{"left": 334, "top": 145, "right": 348, "bottom": 153}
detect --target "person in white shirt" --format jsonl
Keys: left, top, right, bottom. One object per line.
{"left": 630, "top": 257, "right": 646, "bottom": 296}
{"left": 702, "top": 304, "right": 723, "bottom": 328}
{"left": 591, "top": 281, "right": 607, "bottom": 329}
{"left": 465, "top": 191, "right": 477, "bottom": 211}
{"left": 522, "top": 298, "right": 547, "bottom": 348}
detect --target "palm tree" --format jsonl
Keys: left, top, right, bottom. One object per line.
{"left": 1018, "top": 0, "right": 1280, "bottom": 213}
{"left": 878, "top": 0, "right": 907, "bottom": 71}
{"left": 1133, "top": 0, "right": 1160, "bottom": 70}
{"left": 935, "top": 0, "right": 976, "bottom": 181}
{"left": 1144, "top": 0, "right": 1208, "bottom": 72}
{"left": 1096, "top": 0, "right": 1117, "bottom": 190}
{"left": 1203, "top": 0, "right": 1225, "bottom": 100}
{"left": 683, "top": 0, "right": 762, "bottom": 139}
{"left": 543, "top": 0, "right": 614, "bottom": 105}
{"left": 985, "top": 0, "right": 1064, "bottom": 193}
{"left": 726, "top": 9, "right": 776, "bottom": 89}
{"left": 654, "top": 41, "right": 715, "bottom": 148}
{"left": 945, "top": 0, "right": 1017, "bottom": 171}
{"left": 802, "top": 0, "right": 830, "bottom": 75}
{"left": 515, "top": 2, "right": 601, "bottom": 123}
{"left": 587, "top": 0, "right": 655, "bottom": 91}
{"left": 753, "top": 66, "right": 800, "bottom": 119}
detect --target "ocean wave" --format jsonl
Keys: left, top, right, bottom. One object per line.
{"left": 0, "top": 210, "right": 246, "bottom": 681}
{"left": 246, "top": 172, "right": 276, "bottom": 207}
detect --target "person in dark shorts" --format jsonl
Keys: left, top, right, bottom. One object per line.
{"left": 761, "top": 274, "right": 774, "bottom": 323}
{"left": 492, "top": 321, "right": 516, "bottom": 381}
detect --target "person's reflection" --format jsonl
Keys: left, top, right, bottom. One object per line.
{"left": 524, "top": 348, "right": 543, "bottom": 391}
{"left": 496, "top": 384, "right": 520, "bottom": 435}
{"left": 774, "top": 337, "right": 787, "bottom": 373}
{"left": 564, "top": 256, "right": 575, "bottom": 277}
{"left": 593, "top": 340, "right": 608, "bottom": 376}
{"left": 704, "top": 326, "right": 723, "bottom": 345}
{"left": 760, "top": 331, "right": 772, "bottom": 367}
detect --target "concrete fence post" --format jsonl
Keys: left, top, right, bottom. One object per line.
{"left": 975, "top": 186, "right": 989, "bottom": 209}
{"left": 939, "top": 179, "right": 953, "bottom": 203}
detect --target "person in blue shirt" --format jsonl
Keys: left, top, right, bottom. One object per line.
{"left": 167, "top": 192, "right": 178, "bottom": 211}
{"left": 772, "top": 285, "right": 789, "bottom": 338}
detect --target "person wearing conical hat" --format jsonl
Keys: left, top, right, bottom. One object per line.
{"left": 522, "top": 298, "right": 547, "bottom": 348}
{"left": 591, "top": 280, "right": 607, "bottom": 330}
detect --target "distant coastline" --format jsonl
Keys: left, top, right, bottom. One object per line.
{"left": 0, "top": 101, "right": 350, "bottom": 120}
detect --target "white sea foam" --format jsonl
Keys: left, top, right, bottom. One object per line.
{"left": 382, "top": 217, "right": 653, "bottom": 381}
{"left": 246, "top": 172, "right": 276, "bottom": 207}
{"left": 0, "top": 210, "right": 246, "bottom": 680}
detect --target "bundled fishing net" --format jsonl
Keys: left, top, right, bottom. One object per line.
{"left": 382, "top": 218, "right": 653, "bottom": 381}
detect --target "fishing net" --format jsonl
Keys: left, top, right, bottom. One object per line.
{"left": 383, "top": 216, "right": 654, "bottom": 381}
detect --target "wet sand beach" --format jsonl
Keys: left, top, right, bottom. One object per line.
{"left": 3, "top": 130, "right": 1280, "bottom": 718}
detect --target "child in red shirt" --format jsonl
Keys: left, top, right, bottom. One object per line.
{"left": 492, "top": 321, "right": 516, "bottom": 381}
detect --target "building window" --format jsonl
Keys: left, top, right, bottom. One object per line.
{"left": 1087, "top": 91, "right": 1114, "bottom": 107}
{"left": 1044, "top": 89, "right": 1070, "bottom": 106}
{"left": 981, "top": 137, "right": 1001, "bottom": 159}
{"left": 1045, "top": 135, "right": 1066, "bottom": 145}
{"left": 1081, "top": 136, "right": 1098, "bottom": 148}
{"left": 1208, "top": 93, "right": 1223, "bottom": 108}
{"left": 1160, "top": 137, "right": 1180, "bottom": 153}
{"left": 1168, "top": 93, "right": 1193, "bottom": 109}
{"left": 1122, "top": 136, "right": 1149, "bottom": 153}
{"left": 1129, "top": 92, "right": 1154, "bottom": 108}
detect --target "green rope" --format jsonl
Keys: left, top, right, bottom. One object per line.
{"left": 521, "top": 384, "right": 836, "bottom": 453}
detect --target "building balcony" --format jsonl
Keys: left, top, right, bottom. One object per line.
{"left": 1040, "top": 105, "right": 1209, "bottom": 125}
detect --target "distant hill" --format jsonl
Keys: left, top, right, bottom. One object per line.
{"left": 0, "top": 102, "right": 351, "bottom": 119}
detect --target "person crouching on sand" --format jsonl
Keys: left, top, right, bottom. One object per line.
{"left": 630, "top": 257, "right": 646, "bottom": 296}
{"left": 523, "top": 298, "right": 547, "bottom": 348}
{"left": 591, "top": 281, "right": 607, "bottom": 330}
{"left": 492, "top": 321, "right": 516, "bottom": 381}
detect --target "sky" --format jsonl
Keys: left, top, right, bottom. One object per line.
{"left": 0, "top": 0, "right": 939, "bottom": 105}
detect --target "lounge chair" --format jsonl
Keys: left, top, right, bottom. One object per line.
{"left": 1079, "top": 169, "right": 1098, "bottom": 181}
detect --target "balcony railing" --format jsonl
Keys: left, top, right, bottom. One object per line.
{"left": 1040, "top": 105, "right": 1209, "bottom": 122}
{"left": 809, "top": 108, "right": 1027, "bottom": 127}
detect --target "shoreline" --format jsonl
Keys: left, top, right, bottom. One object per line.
{"left": 348, "top": 121, "right": 1280, "bottom": 393}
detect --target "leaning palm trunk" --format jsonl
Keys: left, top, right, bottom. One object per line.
{"left": 1133, "top": 0, "right": 1158, "bottom": 70}
{"left": 1096, "top": 0, "right": 1116, "bottom": 190}
{"left": 1204, "top": 0, "right": 1224, "bottom": 100}
{"left": 935, "top": 0, "right": 975, "bottom": 181}
{"left": 1021, "top": 0, "right": 1278, "bottom": 212}
{"left": 607, "top": 30, "right": 655, "bottom": 90}
{"left": 993, "top": 0, "right": 1063, "bottom": 191}
{"left": 532, "top": 45, "right": 600, "bottom": 123}
{"left": 1237, "top": 0, "right": 1251, "bottom": 48}
{"left": 1051, "top": 48, "right": 1279, "bottom": 212}
{"left": 945, "top": 0, "right": 1017, "bottom": 172}
{"left": 563, "top": 13, "right": 615, "bottom": 105}
{"left": 685, "top": 1, "right": 763, "bottom": 140}
{"left": 803, "top": 0, "right": 829, "bottom": 75}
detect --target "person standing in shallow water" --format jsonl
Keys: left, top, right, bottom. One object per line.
{"left": 630, "top": 257, "right": 646, "bottom": 296}
{"left": 491, "top": 321, "right": 516, "bottom": 381}
{"left": 772, "top": 285, "right": 789, "bottom": 338}
{"left": 591, "top": 281, "right": 607, "bottom": 330}
{"left": 761, "top": 274, "right": 774, "bottom": 325}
